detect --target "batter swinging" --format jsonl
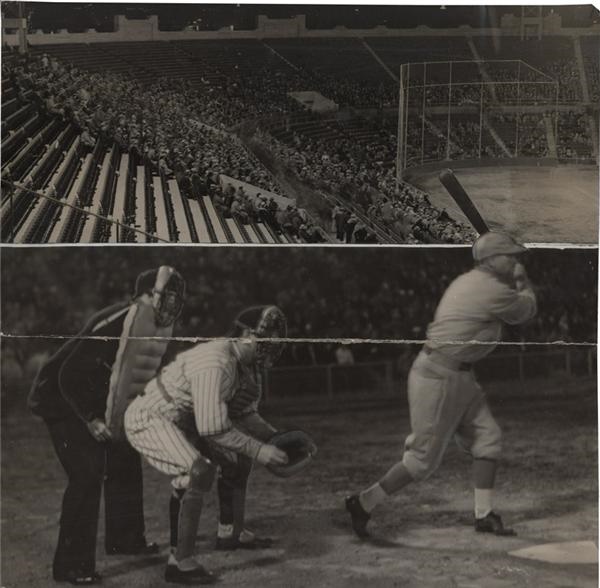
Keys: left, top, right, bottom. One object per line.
{"left": 345, "top": 232, "right": 537, "bottom": 538}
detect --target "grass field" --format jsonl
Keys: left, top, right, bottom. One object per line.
{"left": 415, "top": 165, "right": 599, "bottom": 244}
{"left": 1, "top": 377, "right": 597, "bottom": 588}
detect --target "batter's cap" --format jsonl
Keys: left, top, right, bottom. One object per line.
{"left": 472, "top": 232, "right": 527, "bottom": 262}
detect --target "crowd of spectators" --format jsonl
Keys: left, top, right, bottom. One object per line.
{"left": 404, "top": 111, "right": 553, "bottom": 163}
{"left": 3, "top": 41, "right": 597, "bottom": 244}
{"left": 7, "top": 51, "right": 285, "bottom": 196}
{"left": 3, "top": 247, "right": 596, "bottom": 371}
{"left": 255, "top": 126, "right": 476, "bottom": 243}
{"left": 556, "top": 111, "right": 594, "bottom": 160}
{"left": 200, "top": 180, "right": 328, "bottom": 242}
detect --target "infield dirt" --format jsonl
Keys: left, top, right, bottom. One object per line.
{"left": 2, "top": 379, "right": 597, "bottom": 587}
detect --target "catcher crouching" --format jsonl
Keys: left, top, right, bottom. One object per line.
{"left": 124, "top": 305, "right": 316, "bottom": 585}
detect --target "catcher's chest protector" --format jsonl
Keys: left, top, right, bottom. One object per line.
{"left": 105, "top": 301, "right": 173, "bottom": 439}
{"left": 228, "top": 365, "right": 262, "bottom": 419}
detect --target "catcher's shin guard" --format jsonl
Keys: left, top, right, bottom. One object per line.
{"left": 169, "top": 489, "right": 185, "bottom": 550}
{"left": 175, "top": 457, "right": 216, "bottom": 561}
{"left": 217, "top": 455, "right": 252, "bottom": 537}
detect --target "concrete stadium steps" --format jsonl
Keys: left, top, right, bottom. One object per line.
{"left": 48, "top": 153, "right": 93, "bottom": 243}
{"left": 187, "top": 198, "right": 211, "bottom": 242}
{"left": 3, "top": 123, "right": 75, "bottom": 242}
{"left": 255, "top": 222, "right": 276, "bottom": 243}
{"left": 2, "top": 118, "right": 65, "bottom": 182}
{"left": 1, "top": 114, "right": 48, "bottom": 176}
{"left": 23, "top": 136, "right": 83, "bottom": 243}
{"left": 0, "top": 91, "right": 307, "bottom": 244}
{"left": 105, "top": 153, "right": 129, "bottom": 242}
{"left": 201, "top": 195, "right": 228, "bottom": 243}
{"left": 1, "top": 102, "right": 37, "bottom": 135}
{"left": 167, "top": 180, "right": 193, "bottom": 242}
{"left": 133, "top": 165, "right": 147, "bottom": 242}
{"left": 243, "top": 223, "right": 261, "bottom": 244}
{"left": 225, "top": 218, "right": 245, "bottom": 243}
{"left": 93, "top": 145, "right": 121, "bottom": 242}
{"left": 79, "top": 150, "right": 113, "bottom": 243}
{"left": 2, "top": 97, "right": 21, "bottom": 118}
{"left": 152, "top": 175, "right": 171, "bottom": 242}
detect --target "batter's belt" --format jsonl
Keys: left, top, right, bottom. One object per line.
{"left": 422, "top": 346, "right": 473, "bottom": 372}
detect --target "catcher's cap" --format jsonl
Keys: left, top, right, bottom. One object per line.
{"left": 472, "top": 232, "right": 527, "bottom": 262}
{"left": 266, "top": 430, "right": 318, "bottom": 478}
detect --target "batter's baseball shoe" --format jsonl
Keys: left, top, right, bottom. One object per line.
{"left": 107, "top": 541, "right": 160, "bottom": 555}
{"left": 216, "top": 534, "right": 274, "bottom": 551}
{"left": 164, "top": 563, "right": 218, "bottom": 585}
{"left": 475, "top": 511, "right": 516, "bottom": 536}
{"left": 345, "top": 494, "right": 371, "bottom": 538}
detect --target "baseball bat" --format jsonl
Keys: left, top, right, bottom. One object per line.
{"left": 439, "top": 169, "right": 489, "bottom": 235}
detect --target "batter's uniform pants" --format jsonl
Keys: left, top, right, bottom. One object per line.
{"left": 401, "top": 350, "right": 502, "bottom": 482}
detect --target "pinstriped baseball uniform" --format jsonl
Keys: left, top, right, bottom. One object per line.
{"left": 402, "top": 267, "right": 537, "bottom": 481}
{"left": 124, "top": 340, "right": 265, "bottom": 489}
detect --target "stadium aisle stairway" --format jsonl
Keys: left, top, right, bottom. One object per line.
{"left": 202, "top": 195, "right": 229, "bottom": 243}
{"left": 48, "top": 152, "right": 92, "bottom": 243}
{"left": 165, "top": 179, "right": 192, "bottom": 242}
{"left": 106, "top": 153, "right": 129, "bottom": 242}
{"left": 24, "top": 136, "right": 83, "bottom": 243}
{"left": 152, "top": 175, "right": 171, "bottom": 242}
{"left": 133, "top": 165, "right": 147, "bottom": 242}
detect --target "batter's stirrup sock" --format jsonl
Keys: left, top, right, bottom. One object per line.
{"left": 474, "top": 488, "right": 493, "bottom": 519}
{"left": 169, "top": 489, "right": 185, "bottom": 549}
{"left": 359, "top": 482, "right": 388, "bottom": 513}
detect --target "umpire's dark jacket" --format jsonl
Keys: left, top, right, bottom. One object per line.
{"left": 28, "top": 302, "right": 130, "bottom": 422}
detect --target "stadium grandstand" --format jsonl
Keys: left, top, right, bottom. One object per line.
{"left": 1, "top": 3, "right": 598, "bottom": 244}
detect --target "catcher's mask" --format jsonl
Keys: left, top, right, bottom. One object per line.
{"left": 233, "top": 305, "right": 287, "bottom": 368}
{"left": 134, "top": 266, "right": 185, "bottom": 327}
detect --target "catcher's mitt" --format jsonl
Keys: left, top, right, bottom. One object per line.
{"left": 266, "top": 430, "right": 318, "bottom": 478}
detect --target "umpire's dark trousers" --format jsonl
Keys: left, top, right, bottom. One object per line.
{"left": 104, "top": 439, "right": 147, "bottom": 552}
{"left": 46, "top": 417, "right": 147, "bottom": 575}
{"left": 46, "top": 415, "right": 104, "bottom": 577}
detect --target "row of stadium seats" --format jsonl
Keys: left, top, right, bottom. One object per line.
{"left": 0, "top": 94, "right": 305, "bottom": 244}
{"left": 30, "top": 36, "right": 597, "bottom": 108}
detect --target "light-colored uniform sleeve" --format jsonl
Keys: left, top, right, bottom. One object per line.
{"left": 190, "top": 367, "right": 264, "bottom": 459}
{"left": 234, "top": 410, "right": 278, "bottom": 443}
{"left": 489, "top": 282, "right": 537, "bottom": 325}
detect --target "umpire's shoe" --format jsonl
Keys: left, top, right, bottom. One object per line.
{"left": 345, "top": 494, "right": 371, "bottom": 538}
{"left": 216, "top": 534, "right": 274, "bottom": 551}
{"left": 475, "top": 511, "right": 516, "bottom": 536}
{"left": 164, "top": 563, "right": 218, "bottom": 585}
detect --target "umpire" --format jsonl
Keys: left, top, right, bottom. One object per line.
{"left": 28, "top": 267, "right": 185, "bottom": 585}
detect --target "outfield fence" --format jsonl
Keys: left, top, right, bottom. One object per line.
{"left": 263, "top": 346, "right": 596, "bottom": 406}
